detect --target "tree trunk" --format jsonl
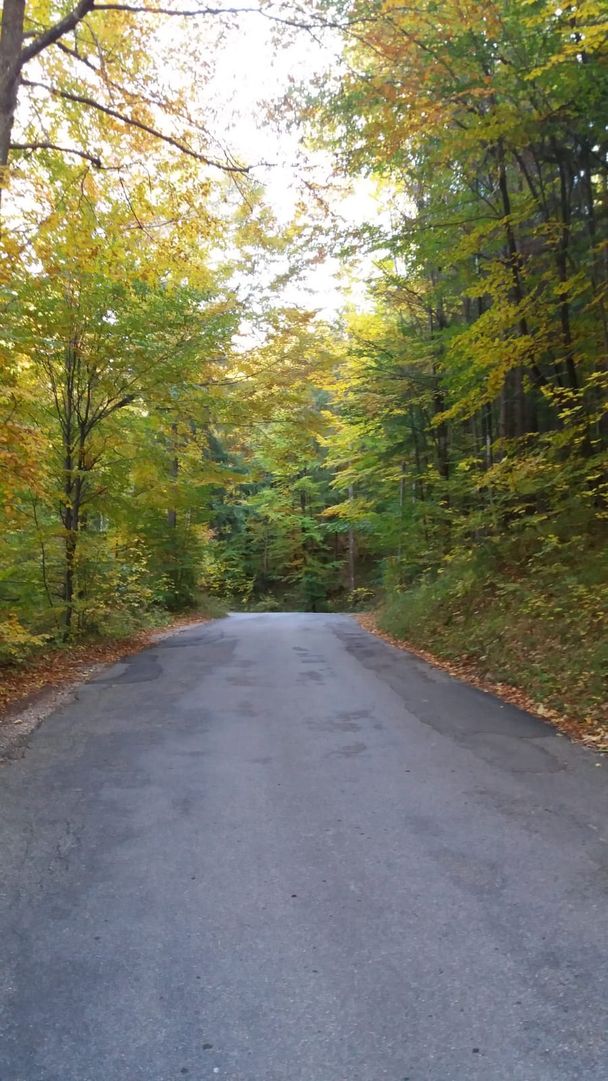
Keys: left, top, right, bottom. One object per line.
{"left": 433, "top": 381, "right": 450, "bottom": 484}
{"left": 483, "top": 401, "right": 493, "bottom": 470}
{"left": 0, "top": 0, "right": 25, "bottom": 171}
{"left": 347, "top": 484, "right": 356, "bottom": 593}
{"left": 496, "top": 141, "right": 533, "bottom": 438}
{"left": 59, "top": 339, "right": 85, "bottom": 638}
{"left": 63, "top": 515, "right": 78, "bottom": 637}
{"left": 167, "top": 421, "right": 178, "bottom": 529}
{"left": 580, "top": 138, "right": 608, "bottom": 444}
{"left": 62, "top": 452, "right": 82, "bottom": 639}
{"left": 554, "top": 149, "right": 578, "bottom": 391}
{"left": 397, "top": 460, "right": 405, "bottom": 565}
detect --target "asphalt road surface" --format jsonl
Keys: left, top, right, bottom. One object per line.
{"left": 1, "top": 612, "right": 607, "bottom": 1081}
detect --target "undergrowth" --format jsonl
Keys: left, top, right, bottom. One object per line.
{"left": 0, "top": 591, "right": 227, "bottom": 669}
{"left": 378, "top": 535, "right": 608, "bottom": 727}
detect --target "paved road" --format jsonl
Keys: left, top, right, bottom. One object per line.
{"left": 1, "top": 613, "right": 607, "bottom": 1081}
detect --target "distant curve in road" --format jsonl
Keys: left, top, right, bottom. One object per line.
{"left": 1, "top": 612, "right": 607, "bottom": 1081}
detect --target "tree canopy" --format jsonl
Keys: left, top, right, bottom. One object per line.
{"left": 1, "top": 0, "right": 606, "bottom": 723}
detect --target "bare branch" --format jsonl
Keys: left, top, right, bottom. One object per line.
{"left": 54, "top": 39, "right": 232, "bottom": 159}
{"left": 91, "top": 2, "right": 346, "bottom": 32}
{"left": 11, "top": 141, "right": 102, "bottom": 166}
{"left": 21, "top": 79, "right": 250, "bottom": 173}
{"left": 93, "top": 3, "right": 314, "bottom": 22}
{"left": 93, "top": 3, "right": 261, "bottom": 13}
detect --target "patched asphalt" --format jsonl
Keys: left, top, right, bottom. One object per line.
{"left": 0, "top": 612, "right": 607, "bottom": 1080}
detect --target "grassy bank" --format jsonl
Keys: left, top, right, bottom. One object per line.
{"left": 375, "top": 540, "right": 607, "bottom": 743}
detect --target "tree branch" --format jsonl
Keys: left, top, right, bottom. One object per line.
{"left": 11, "top": 141, "right": 102, "bottom": 166}
{"left": 19, "top": 0, "right": 95, "bottom": 67}
{"left": 93, "top": 3, "right": 263, "bottom": 13}
{"left": 91, "top": 3, "right": 329, "bottom": 28}
{"left": 21, "top": 79, "right": 250, "bottom": 173}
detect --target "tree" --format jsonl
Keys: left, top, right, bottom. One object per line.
{"left": 1, "top": 155, "right": 240, "bottom": 638}
{"left": 0, "top": 0, "right": 261, "bottom": 176}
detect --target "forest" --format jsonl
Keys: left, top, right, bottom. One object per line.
{"left": 1, "top": 0, "right": 606, "bottom": 729}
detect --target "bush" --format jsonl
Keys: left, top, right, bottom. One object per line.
{"left": 0, "top": 614, "right": 49, "bottom": 665}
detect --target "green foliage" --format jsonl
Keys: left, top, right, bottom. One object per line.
{"left": 0, "top": 153, "right": 242, "bottom": 658}
{"left": 0, "top": 615, "right": 49, "bottom": 666}
{"left": 71, "top": 537, "right": 165, "bottom": 637}
{"left": 293, "top": 0, "right": 608, "bottom": 721}
{"left": 1, "top": 0, "right": 607, "bottom": 733}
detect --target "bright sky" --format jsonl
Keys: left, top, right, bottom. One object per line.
{"left": 9, "top": 4, "right": 381, "bottom": 317}
{"left": 203, "top": 9, "right": 381, "bottom": 317}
